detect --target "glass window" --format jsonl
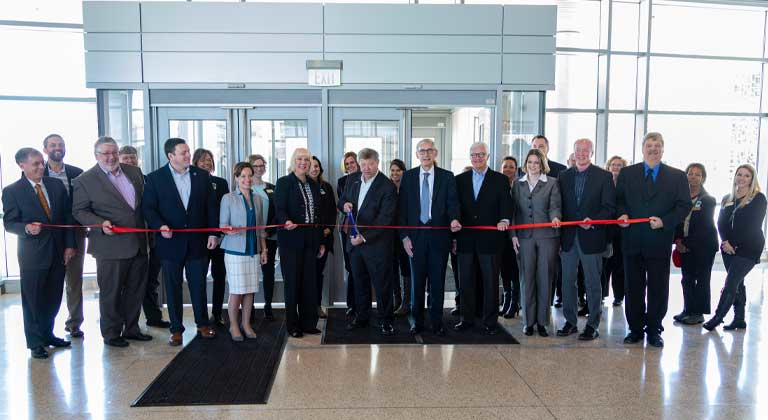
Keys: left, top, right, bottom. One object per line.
{"left": 169, "top": 120, "right": 228, "bottom": 178}
{"left": 502, "top": 92, "right": 542, "bottom": 165}
{"left": 651, "top": 2, "right": 765, "bottom": 58}
{"left": 0, "top": 26, "right": 92, "bottom": 98}
{"left": 342, "top": 120, "right": 399, "bottom": 173}
{"left": 555, "top": 0, "right": 601, "bottom": 50}
{"left": 648, "top": 57, "right": 762, "bottom": 113}
{"left": 103, "top": 90, "right": 148, "bottom": 172}
{"left": 609, "top": 55, "right": 639, "bottom": 111}
{"left": 546, "top": 53, "right": 599, "bottom": 110}
{"left": 606, "top": 113, "right": 636, "bottom": 165}
{"left": 646, "top": 114, "right": 759, "bottom": 199}
{"left": 450, "top": 107, "right": 492, "bottom": 174}
{"left": 544, "top": 111, "right": 596, "bottom": 165}
{"left": 250, "top": 120, "right": 309, "bottom": 183}
{"left": 611, "top": 1, "right": 641, "bottom": 52}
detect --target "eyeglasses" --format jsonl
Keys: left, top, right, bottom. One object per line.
{"left": 416, "top": 148, "right": 435, "bottom": 155}
{"left": 470, "top": 153, "right": 487, "bottom": 159}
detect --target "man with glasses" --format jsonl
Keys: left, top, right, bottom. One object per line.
{"left": 398, "top": 139, "right": 460, "bottom": 335}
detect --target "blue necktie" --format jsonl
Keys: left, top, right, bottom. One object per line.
{"left": 420, "top": 173, "right": 430, "bottom": 224}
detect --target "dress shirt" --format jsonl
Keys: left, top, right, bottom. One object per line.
{"left": 27, "top": 178, "right": 50, "bottom": 205}
{"left": 643, "top": 162, "right": 660, "bottom": 182}
{"left": 472, "top": 167, "right": 488, "bottom": 199}
{"left": 357, "top": 171, "right": 378, "bottom": 210}
{"left": 419, "top": 165, "right": 435, "bottom": 220}
{"left": 169, "top": 164, "right": 191, "bottom": 210}
{"left": 519, "top": 172, "right": 547, "bottom": 192}
{"left": 100, "top": 165, "right": 136, "bottom": 210}
{"left": 46, "top": 163, "right": 69, "bottom": 195}
{"left": 574, "top": 165, "right": 589, "bottom": 206}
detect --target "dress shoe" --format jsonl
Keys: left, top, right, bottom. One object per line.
{"left": 318, "top": 306, "right": 328, "bottom": 319}
{"left": 432, "top": 325, "right": 447, "bottom": 336}
{"left": 394, "top": 305, "right": 410, "bottom": 317}
{"left": 31, "top": 346, "right": 49, "bottom": 359}
{"left": 523, "top": 326, "right": 535, "bottom": 336}
{"left": 289, "top": 330, "right": 303, "bottom": 338}
{"left": 702, "top": 317, "right": 723, "bottom": 331}
{"left": 612, "top": 299, "right": 623, "bottom": 307}
{"left": 503, "top": 303, "right": 520, "bottom": 319}
{"left": 556, "top": 322, "right": 578, "bottom": 337}
{"left": 346, "top": 318, "right": 369, "bottom": 330}
{"left": 450, "top": 307, "right": 460, "bottom": 316}
{"left": 147, "top": 319, "right": 171, "bottom": 328}
{"left": 47, "top": 337, "right": 72, "bottom": 348}
{"left": 647, "top": 334, "right": 664, "bottom": 348}
{"left": 723, "top": 320, "right": 747, "bottom": 330}
{"left": 104, "top": 337, "right": 130, "bottom": 347}
{"left": 303, "top": 327, "right": 322, "bottom": 335}
{"left": 681, "top": 314, "right": 704, "bottom": 325}
{"left": 345, "top": 308, "right": 356, "bottom": 318}
{"left": 197, "top": 326, "right": 216, "bottom": 339}
{"left": 230, "top": 328, "right": 244, "bottom": 342}
{"left": 124, "top": 332, "right": 153, "bottom": 341}
{"left": 453, "top": 321, "right": 474, "bottom": 331}
{"left": 578, "top": 325, "right": 599, "bottom": 341}
{"left": 211, "top": 316, "right": 226, "bottom": 328}
{"left": 244, "top": 330, "right": 258, "bottom": 339}
{"left": 554, "top": 300, "right": 563, "bottom": 309}
{"left": 483, "top": 325, "right": 500, "bottom": 335}
{"left": 168, "top": 332, "right": 183, "bottom": 346}
{"left": 577, "top": 307, "right": 589, "bottom": 317}
{"left": 65, "top": 326, "right": 84, "bottom": 338}
{"left": 264, "top": 305, "right": 275, "bottom": 321}
{"left": 537, "top": 325, "right": 549, "bottom": 337}
{"left": 673, "top": 311, "right": 689, "bottom": 322}
{"left": 623, "top": 332, "right": 643, "bottom": 344}
{"left": 379, "top": 323, "right": 396, "bottom": 336}
{"left": 578, "top": 297, "right": 587, "bottom": 308}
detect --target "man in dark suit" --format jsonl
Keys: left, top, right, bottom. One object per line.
{"left": 73, "top": 137, "right": 151, "bottom": 348}
{"left": 556, "top": 139, "right": 615, "bottom": 341}
{"left": 454, "top": 142, "right": 514, "bottom": 335}
{"left": 337, "top": 151, "right": 362, "bottom": 320}
{"left": 2, "top": 148, "right": 77, "bottom": 359}
{"left": 399, "top": 139, "right": 461, "bottom": 335}
{"left": 616, "top": 132, "right": 692, "bottom": 348}
{"left": 118, "top": 145, "right": 171, "bottom": 329}
{"left": 142, "top": 138, "right": 219, "bottom": 346}
{"left": 339, "top": 148, "right": 398, "bottom": 335}
{"left": 42, "top": 134, "right": 86, "bottom": 338}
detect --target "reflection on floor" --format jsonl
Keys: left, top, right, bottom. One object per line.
{"left": 0, "top": 263, "right": 766, "bottom": 420}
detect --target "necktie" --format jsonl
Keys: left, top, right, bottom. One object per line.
{"left": 645, "top": 168, "right": 654, "bottom": 196}
{"left": 35, "top": 184, "right": 52, "bottom": 220}
{"left": 420, "top": 173, "right": 430, "bottom": 224}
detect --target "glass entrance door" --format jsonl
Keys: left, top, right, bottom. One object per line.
{"left": 156, "top": 107, "right": 230, "bottom": 178}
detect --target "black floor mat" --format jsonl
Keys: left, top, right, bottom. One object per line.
{"left": 132, "top": 310, "right": 287, "bottom": 406}
{"left": 421, "top": 309, "right": 519, "bottom": 345}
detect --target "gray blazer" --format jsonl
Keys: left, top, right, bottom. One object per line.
{"left": 511, "top": 174, "right": 562, "bottom": 240}
{"left": 72, "top": 163, "right": 147, "bottom": 259}
{"left": 219, "top": 189, "right": 267, "bottom": 253}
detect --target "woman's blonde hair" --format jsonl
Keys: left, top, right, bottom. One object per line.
{"left": 288, "top": 148, "right": 312, "bottom": 173}
{"left": 604, "top": 155, "right": 628, "bottom": 171}
{"left": 726, "top": 163, "right": 761, "bottom": 209}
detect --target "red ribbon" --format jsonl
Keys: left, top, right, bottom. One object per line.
{"left": 38, "top": 218, "right": 650, "bottom": 234}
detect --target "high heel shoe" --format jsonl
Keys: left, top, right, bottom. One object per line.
{"left": 230, "top": 328, "right": 244, "bottom": 342}
{"left": 244, "top": 330, "right": 258, "bottom": 339}
{"left": 503, "top": 302, "right": 520, "bottom": 319}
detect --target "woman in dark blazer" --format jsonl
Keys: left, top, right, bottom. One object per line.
{"left": 602, "top": 156, "right": 626, "bottom": 306}
{"left": 274, "top": 148, "right": 325, "bottom": 337}
{"left": 704, "top": 164, "right": 766, "bottom": 331}
{"left": 673, "top": 163, "right": 718, "bottom": 325}
{"left": 309, "top": 155, "right": 337, "bottom": 319}
{"left": 389, "top": 159, "right": 411, "bottom": 316}
{"left": 500, "top": 156, "right": 521, "bottom": 318}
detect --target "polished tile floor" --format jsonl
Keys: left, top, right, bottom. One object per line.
{"left": 0, "top": 263, "right": 766, "bottom": 420}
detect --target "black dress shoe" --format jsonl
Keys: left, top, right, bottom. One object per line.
{"left": 264, "top": 306, "right": 275, "bottom": 321}
{"left": 210, "top": 316, "right": 226, "bottom": 328}
{"left": 123, "top": 332, "right": 153, "bottom": 341}
{"left": 303, "top": 327, "right": 322, "bottom": 335}
{"left": 554, "top": 301, "right": 563, "bottom": 308}
{"left": 65, "top": 326, "right": 84, "bottom": 338}
{"left": 147, "top": 319, "right": 171, "bottom": 328}
{"left": 556, "top": 322, "right": 578, "bottom": 337}
{"left": 345, "top": 308, "right": 356, "bottom": 318}
{"left": 409, "top": 325, "right": 422, "bottom": 335}
{"left": 432, "top": 325, "right": 447, "bottom": 336}
{"left": 31, "top": 346, "right": 49, "bottom": 359}
{"left": 703, "top": 317, "right": 723, "bottom": 331}
{"left": 647, "top": 334, "right": 664, "bottom": 348}
{"left": 523, "top": 326, "right": 534, "bottom": 336}
{"left": 379, "top": 323, "right": 396, "bottom": 336}
{"left": 453, "top": 321, "right": 474, "bottom": 331}
{"left": 537, "top": 325, "right": 549, "bottom": 337}
{"left": 104, "top": 337, "right": 130, "bottom": 348}
{"left": 578, "top": 325, "right": 599, "bottom": 341}
{"left": 289, "top": 330, "right": 304, "bottom": 338}
{"left": 673, "top": 311, "right": 688, "bottom": 322}
{"left": 47, "top": 337, "right": 71, "bottom": 348}
{"left": 346, "top": 318, "right": 369, "bottom": 330}
{"left": 723, "top": 320, "right": 747, "bottom": 330}
{"left": 483, "top": 325, "right": 500, "bottom": 335}
{"left": 612, "top": 299, "right": 623, "bottom": 307}
{"left": 450, "top": 307, "right": 460, "bottom": 316}
{"left": 577, "top": 307, "right": 589, "bottom": 317}
{"left": 681, "top": 314, "right": 704, "bottom": 325}
{"left": 623, "top": 332, "right": 643, "bottom": 344}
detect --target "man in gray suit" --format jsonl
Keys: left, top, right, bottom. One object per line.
{"left": 72, "top": 137, "right": 151, "bottom": 348}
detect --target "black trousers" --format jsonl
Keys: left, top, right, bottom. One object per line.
{"left": 602, "top": 238, "right": 624, "bottom": 301}
{"left": 96, "top": 254, "right": 148, "bottom": 340}
{"left": 350, "top": 246, "right": 394, "bottom": 324}
{"left": 280, "top": 246, "right": 319, "bottom": 332}
{"left": 500, "top": 239, "right": 520, "bottom": 305}
{"left": 680, "top": 250, "right": 715, "bottom": 315}
{"left": 624, "top": 253, "right": 670, "bottom": 336}
{"left": 20, "top": 261, "right": 65, "bottom": 349}
{"left": 450, "top": 251, "right": 460, "bottom": 307}
{"left": 260, "top": 239, "right": 278, "bottom": 306}
{"left": 392, "top": 236, "right": 411, "bottom": 305}
{"left": 315, "top": 250, "right": 329, "bottom": 306}
{"left": 209, "top": 247, "right": 226, "bottom": 319}
{"left": 458, "top": 251, "right": 499, "bottom": 328}
{"left": 340, "top": 232, "right": 359, "bottom": 312}
{"left": 714, "top": 253, "right": 756, "bottom": 322}
{"left": 142, "top": 246, "right": 164, "bottom": 323}
{"left": 409, "top": 232, "right": 450, "bottom": 329}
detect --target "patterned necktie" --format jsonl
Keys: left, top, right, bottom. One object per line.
{"left": 420, "top": 173, "right": 430, "bottom": 224}
{"left": 35, "top": 184, "right": 52, "bottom": 220}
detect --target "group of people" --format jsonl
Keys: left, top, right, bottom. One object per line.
{"left": 2, "top": 130, "right": 764, "bottom": 359}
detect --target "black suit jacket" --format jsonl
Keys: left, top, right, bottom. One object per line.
{"left": 455, "top": 168, "right": 514, "bottom": 254}
{"left": 141, "top": 164, "right": 218, "bottom": 263}
{"left": 558, "top": 164, "right": 616, "bottom": 254}
{"left": 338, "top": 171, "right": 396, "bottom": 253}
{"left": 317, "top": 180, "right": 337, "bottom": 251}
{"left": 548, "top": 160, "right": 567, "bottom": 179}
{"left": 2, "top": 176, "right": 76, "bottom": 270}
{"left": 274, "top": 172, "right": 322, "bottom": 250}
{"left": 261, "top": 181, "right": 277, "bottom": 237}
{"left": 674, "top": 188, "right": 719, "bottom": 254}
{"left": 337, "top": 174, "right": 351, "bottom": 201}
{"left": 398, "top": 166, "right": 460, "bottom": 251}
{"left": 616, "top": 162, "right": 692, "bottom": 258}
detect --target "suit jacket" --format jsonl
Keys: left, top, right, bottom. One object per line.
{"left": 219, "top": 190, "right": 266, "bottom": 254}
{"left": 141, "top": 164, "right": 218, "bottom": 263}
{"left": 511, "top": 175, "right": 561, "bottom": 240}
{"left": 398, "top": 166, "right": 460, "bottom": 251}
{"left": 317, "top": 180, "right": 337, "bottom": 252}
{"left": 547, "top": 160, "right": 567, "bottom": 179}
{"left": 72, "top": 163, "right": 148, "bottom": 260}
{"left": 717, "top": 192, "right": 766, "bottom": 262}
{"left": 261, "top": 181, "right": 277, "bottom": 237}
{"left": 455, "top": 168, "right": 514, "bottom": 254}
{"left": 558, "top": 164, "right": 616, "bottom": 254}
{"left": 44, "top": 162, "right": 83, "bottom": 199}
{"left": 274, "top": 172, "right": 322, "bottom": 250}
{"left": 616, "top": 162, "right": 692, "bottom": 258}
{"left": 338, "top": 171, "right": 396, "bottom": 253}
{"left": 674, "top": 188, "right": 719, "bottom": 254}
{"left": 2, "top": 175, "right": 76, "bottom": 270}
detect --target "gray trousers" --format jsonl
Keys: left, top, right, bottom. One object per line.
{"left": 518, "top": 237, "right": 558, "bottom": 327}
{"left": 64, "top": 229, "right": 87, "bottom": 330}
{"left": 561, "top": 237, "right": 604, "bottom": 329}
{"left": 96, "top": 254, "right": 148, "bottom": 340}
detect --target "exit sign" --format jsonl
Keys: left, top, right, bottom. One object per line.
{"left": 308, "top": 68, "right": 341, "bottom": 86}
